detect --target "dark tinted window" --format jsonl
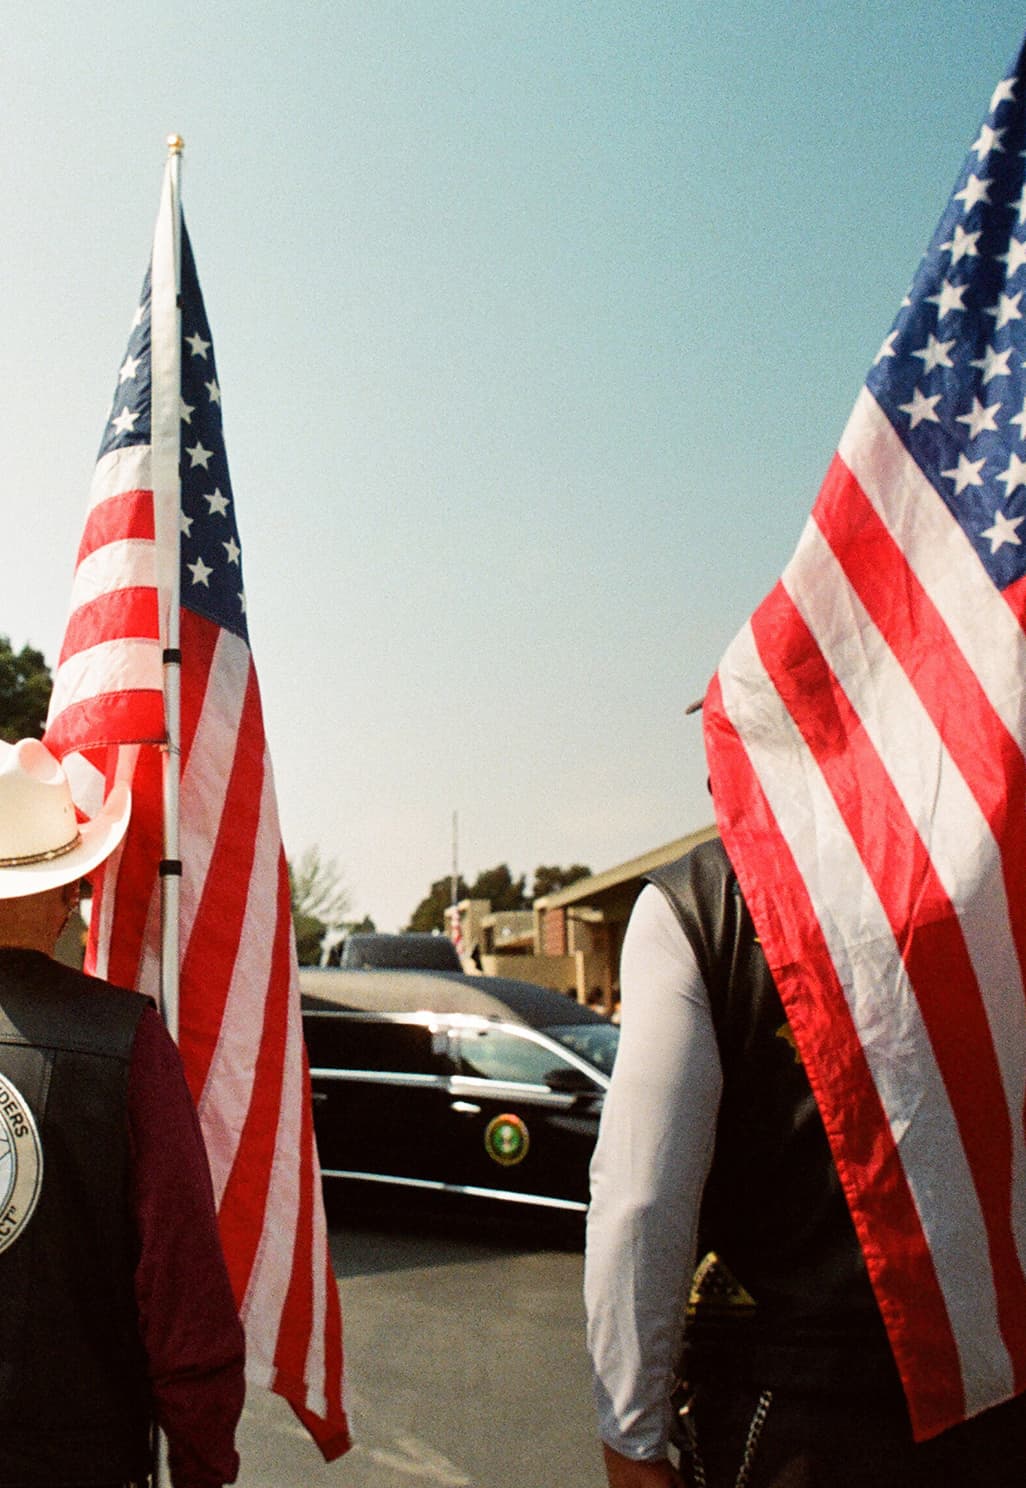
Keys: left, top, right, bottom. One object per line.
{"left": 455, "top": 1028, "right": 581, "bottom": 1086}
{"left": 339, "top": 934, "right": 462, "bottom": 972}
{"left": 304, "top": 1016, "right": 447, "bottom": 1076}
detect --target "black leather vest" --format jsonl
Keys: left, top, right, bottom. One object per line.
{"left": 649, "top": 840, "right": 900, "bottom": 1395}
{"left": 0, "top": 949, "right": 153, "bottom": 1486}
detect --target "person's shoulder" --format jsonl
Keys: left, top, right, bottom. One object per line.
{"left": 55, "top": 959, "right": 151, "bottom": 1012}
{"left": 648, "top": 835, "right": 730, "bottom": 899}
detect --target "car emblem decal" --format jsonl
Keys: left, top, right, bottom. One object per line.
{"left": 484, "top": 1113, "right": 529, "bottom": 1167}
{"left": 0, "top": 1072, "right": 43, "bottom": 1255}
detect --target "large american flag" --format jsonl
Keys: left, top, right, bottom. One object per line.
{"left": 704, "top": 41, "right": 1026, "bottom": 1441}
{"left": 44, "top": 161, "right": 350, "bottom": 1459}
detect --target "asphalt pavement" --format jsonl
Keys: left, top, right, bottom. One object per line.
{"left": 234, "top": 1191, "right": 604, "bottom": 1488}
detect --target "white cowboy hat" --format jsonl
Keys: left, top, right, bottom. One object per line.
{"left": 0, "top": 738, "right": 131, "bottom": 899}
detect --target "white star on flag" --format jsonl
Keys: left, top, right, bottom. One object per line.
{"left": 986, "top": 290, "right": 1024, "bottom": 330}
{"left": 999, "top": 238, "right": 1026, "bottom": 276}
{"left": 944, "top": 225, "right": 982, "bottom": 263}
{"left": 956, "top": 397, "right": 1001, "bottom": 439}
{"left": 969, "top": 344, "right": 1014, "bottom": 382}
{"left": 997, "top": 451, "right": 1026, "bottom": 497}
{"left": 941, "top": 452, "right": 986, "bottom": 494}
{"left": 110, "top": 407, "right": 138, "bottom": 436}
{"left": 990, "top": 77, "right": 1016, "bottom": 111}
{"left": 186, "top": 441, "right": 213, "bottom": 469}
{"left": 204, "top": 489, "right": 230, "bottom": 516}
{"left": 899, "top": 389, "right": 942, "bottom": 428}
{"left": 187, "top": 556, "right": 213, "bottom": 587}
{"left": 981, "top": 508, "right": 1025, "bottom": 551}
{"left": 186, "top": 331, "right": 211, "bottom": 358}
{"left": 955, "top": 174, "right": 993, "bottom": 211}
{"left": 913, "top": 334, "right": 956, "bottom": 373}
{"left": 971, "top": 122, "right": 1006, "bottom": 159}
{"left": 927, "top": 280, "right": 968, "bottom": 317}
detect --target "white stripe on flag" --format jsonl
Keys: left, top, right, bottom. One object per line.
{"left": 49, "top": 637, "right": 162, "bottom": 717}
{"left": 87, "top": 443, "right": 151, "bottom": 507}
{"left": 178, "top": 630, "right": 252, "bottom": 970}
{"left": 66, "top": 540, "right": 157, "bottom": 609}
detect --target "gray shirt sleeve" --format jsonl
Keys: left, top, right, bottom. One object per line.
{"left": 584, "top": 882, "right": 722, "bottom": 1460}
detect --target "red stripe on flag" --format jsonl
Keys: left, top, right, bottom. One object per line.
{"left": 705, "top": 672, "right": 966, "bottom": 1437}
{"left": 58, "top": 587, "right": 161, "bottom": 665}
{"left": 44, "top": 691, "right": 165, "bottom": 761}
{"left": 179, "top": 608, "right": 221, "bottom": 778}
{"left": 86, "top": 745, "right": 164, "bottom": 989}
{"left": 76, "top": 488, "right": 155, "bottom": 563}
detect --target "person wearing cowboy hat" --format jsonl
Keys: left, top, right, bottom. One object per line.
{"left": 0, "top": 739, "right": 245, "bottom": 1488}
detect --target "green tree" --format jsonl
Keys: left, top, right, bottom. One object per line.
{"left": 468, "top": 863, "right": 527, "bottom": 911}
{"left": 289, "top": 847, "right": 351, "bottom": 965}
{"left": 531, "top": 864, "right": 592, "bottom": 899}
{"left": 0, "top": 636, "right": 52, "bottom": 742}
{"left": 406, "top": 862, "right": 533, "bottom": 931}
{"left": 407, "top": 875, "right": 469, "bottom": 933}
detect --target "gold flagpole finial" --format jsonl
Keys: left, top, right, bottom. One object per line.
{"left": 166, "top": 134, "right": 185, "bottom": 155}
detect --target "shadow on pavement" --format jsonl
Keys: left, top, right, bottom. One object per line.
{"left": 324, "top": 1182, "right": 585, "bottom": 1278}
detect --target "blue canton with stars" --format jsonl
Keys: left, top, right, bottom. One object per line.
{"left": 98, "top": 223, "right": 249, "bottom": 644}
{"left": 866, "top": 46, "right": 1026, "bottom": 591}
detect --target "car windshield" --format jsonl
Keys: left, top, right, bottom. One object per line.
{"left": 541, "top": 1022, "right": 619, "bottom": 1077}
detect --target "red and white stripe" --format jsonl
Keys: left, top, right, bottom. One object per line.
{"left": 706, "top": 387, "right": 1026, "bottom": 1440}
{"left": 45, "top": 445, "right": 166, "bottom": 762}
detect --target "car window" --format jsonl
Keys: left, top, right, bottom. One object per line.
{"left": 542, "top": 1022, "right": 619, "bottom": 1078}
{"left": 305, "top": 1017, "right": 448, "bottom": 1076}
{"left": 455, "top": 1028, "right": 577, "bottom": 1086}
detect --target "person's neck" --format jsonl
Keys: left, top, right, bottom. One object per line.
{"left": 0, "top": 934, "right": 50, "bottom": 953}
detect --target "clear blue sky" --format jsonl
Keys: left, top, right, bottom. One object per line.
{"left": 3, "top": 4, "right": 1024, "bottom": 928}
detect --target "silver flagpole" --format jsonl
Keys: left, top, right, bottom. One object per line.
{"left": 156, "top": 135, "right": 185, "bottom": 1046}
{"left": 152, "top": 133, "right": 185, "bottom": 1488}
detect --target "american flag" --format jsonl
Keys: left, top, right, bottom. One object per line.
{"left": 704, "top": 41, "right": 1026, "bottom": 1441}
{"left": 44, "top": 161, "right": 350, "bottom": 1459}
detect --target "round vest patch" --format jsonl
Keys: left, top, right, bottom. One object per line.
{"left": 484, "top": 1113, "right": 529, "bottom": 1167}
{"left": 0, "top": 1072, "right": 43, "bottom": 1255}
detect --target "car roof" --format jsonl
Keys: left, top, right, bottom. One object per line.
{"left": 299, "top": 967, "right": 612, "bottom": 1030}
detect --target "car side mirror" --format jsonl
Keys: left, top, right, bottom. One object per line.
{"left": 544, "top": 1066, "right": 596, "bottom": 1095}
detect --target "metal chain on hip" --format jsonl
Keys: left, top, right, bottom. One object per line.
{"left": 679, "top": 1388, "right": 773, "bottom": 1488}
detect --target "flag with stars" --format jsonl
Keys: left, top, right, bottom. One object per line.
{"left": 704, "top": 41, "right": 1026, "bottom": 1441}
{"left": 45, "top": 161, "right": 351, "bottom": 1460}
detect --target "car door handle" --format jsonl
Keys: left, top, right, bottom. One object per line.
{"left": 450, "top": 1100, "right": 482, "bottom": 1116}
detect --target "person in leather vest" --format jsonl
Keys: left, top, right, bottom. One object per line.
{"left": 584, "top": 835, "right": 1026, "bottom": 1488}
{"left": 0, "top": 738, "right": 245, "bottom": 1488}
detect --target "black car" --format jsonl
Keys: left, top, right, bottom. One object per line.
{"left": 300, "top": 968, "right": 618, "bottom": 1214}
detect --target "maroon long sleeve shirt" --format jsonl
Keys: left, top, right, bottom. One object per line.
{"left": 128, "top": 1007, "right": 246, "bottom": 1488}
